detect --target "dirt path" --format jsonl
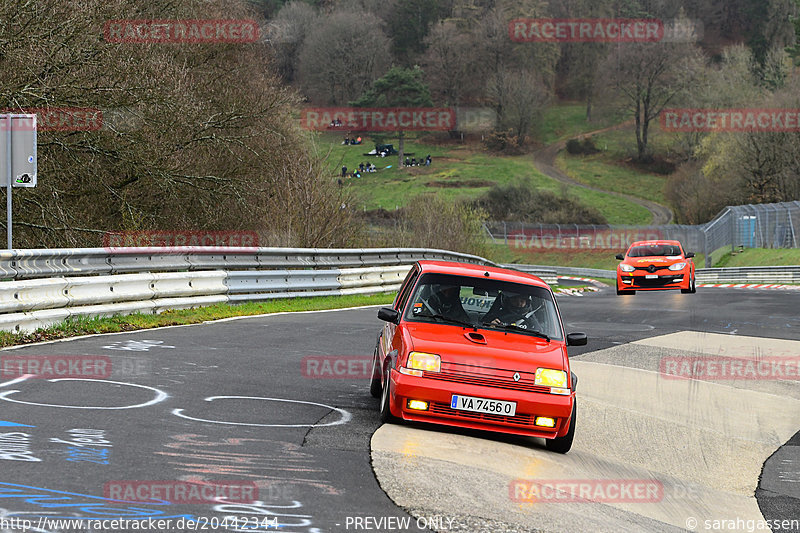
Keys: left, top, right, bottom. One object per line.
{"left": 532, "top": 124, "right": 674, "bottom": 225}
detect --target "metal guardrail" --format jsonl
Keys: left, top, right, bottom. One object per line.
{"left": 696, "top": 266, "right": 800, "bottom": 284}
{"left": 2, "top": 248, "right": 797, "bottom": 334}
{"left": 508, "top": 264, "right": 800, "bottom": 284}
{"left": 0, "top": 248, "right": 495, "bottom": 333}
{"left": 0, "top": 247, "right": 493, "bottom": 280}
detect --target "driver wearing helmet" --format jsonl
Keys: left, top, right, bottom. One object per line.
{"left": 428, "top": 284, "right": 470, "bottom": 323}
{"left": 484, "top": 291, "right": 538, "bottom": 329}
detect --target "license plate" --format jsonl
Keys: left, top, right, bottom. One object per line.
{"left": 451, "top": 395, "right": 516, "bottom": 416}
{"left": 645, "top": 274, "right": 658, "bottom": 279}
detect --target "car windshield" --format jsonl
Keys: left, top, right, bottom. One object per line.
{"left": 404, "top": 273, "right": 563, "bottom": 341}
{"left": 628, "top": 245, "right": 682, "bottom": 257}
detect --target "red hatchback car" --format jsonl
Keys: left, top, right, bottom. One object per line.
{"left": 616, "top": 240, "right": 697, "bottom": 295}
{"left": 370, "top": 260, "right": 587, "bottom": 453}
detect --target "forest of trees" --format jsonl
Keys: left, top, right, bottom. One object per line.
{"left": 2, "top": 0, "right": 799, "bottom": 250}
{"left": 267, "top": 0, "right": 800, "bottom": 224}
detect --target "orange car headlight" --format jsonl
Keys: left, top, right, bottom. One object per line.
{"left": 619, "top": 264, "right": 635, "bottom": 273}
{"left": 668, "top": 262, "right": 687, "bottom": 271}
{"left": 407, "top": 352, "right": 441, "bottom": 373}
{"left": 535, "top": 368, "right": 568, "bottom": 388}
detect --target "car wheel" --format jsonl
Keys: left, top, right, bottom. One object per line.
{"left": 681, "top": 278, "right": 693, "bottom": 294}
{"left": 616, "top": 282, "right": 634, "bottom": 295}
{"left": 369, "top": 349, "right": 382, "bottom": 398}
{"left": 691, "top": 276, "right": 697, "bottom": 293}
{"left": 379, "top": 363, "right": 396, "bottom": 423}
{"left": 545, "top": 401, "right": 576, "bottom": 454}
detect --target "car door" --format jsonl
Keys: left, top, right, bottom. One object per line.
{"left": 379, "top": 265, "right": 419, "bottom": 374}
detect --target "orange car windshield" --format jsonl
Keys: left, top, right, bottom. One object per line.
{"left": 628, "top": 245, "right": 682, "bottom": 257}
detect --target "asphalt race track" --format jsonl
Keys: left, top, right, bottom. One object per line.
{"left": 0, "top": 286, "right": 798, "bottom": 533}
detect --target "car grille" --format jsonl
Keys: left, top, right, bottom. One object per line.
{"left": 633, "top": 265, "right": 668, "bottom": 272}
{"left": 428, "top": 402, "right": 537, "bottom": 427}
{"left": 423, "top": 364, "right": 550, "bottom": 393}
{"left": 633, "top": 276, "right": 682, "bottom": 287}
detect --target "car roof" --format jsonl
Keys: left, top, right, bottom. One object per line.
{"left": 416, "top": 260, "right": 550, "bottom": 289}
{"left": 628, "top": 240, "right": 683, "bottom": 247}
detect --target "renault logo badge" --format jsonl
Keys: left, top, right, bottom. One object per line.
{"left": 513, "top": 372, "right": 521, "bottom": 382}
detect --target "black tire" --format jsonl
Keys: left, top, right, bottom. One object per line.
{"left": 369, "top": 349, "right": 382, "bottom": 398}
{"left": 682, "top": 275, "right": 697, "bottom": 294}
{"left": 379, "top": 363, "right": 396, "bottom": 423}
{"left": 617, "top": 283, "right": 635, "bottom": 295}
{"left": 546, "top": 401, "right": 576, "bottom": 454}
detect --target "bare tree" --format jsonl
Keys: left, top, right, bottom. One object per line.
{"left": 421, "top": 20, "right": 480, "bottom": 106}
{"left": 0, "top": 0, "right": 360, "bottom": 248}
{"left": 697, "top": 73, "right": 800, "bottom": 204}
{"left": 487, "top": 69, "right": 551, "bottom": 141}
{"left": 596, "top": 40, "right": 704, "bottom": 162}
{"left": 269, "top": 1, "right": 319, "bottom": 83}
{"left": 296, "top": 10, "right": 391, "bottom": 105}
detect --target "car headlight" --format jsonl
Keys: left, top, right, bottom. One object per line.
{"left": 535, "top": 368, "right": 567, "bottom": 388}
{"left": 668, "top": 262, "right": 687, "bottom": 271}
{"left": 407, "top": 352, "right": 441, "bottom": 373}
{"left": 619, "top": 264, "right": 635, "bottom": 272}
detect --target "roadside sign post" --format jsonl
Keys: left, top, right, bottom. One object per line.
{"left": 1, "top": 114, "right": 37, "bottom": 249}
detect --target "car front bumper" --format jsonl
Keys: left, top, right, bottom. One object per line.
{"left": 618, "top": 271, "right": 691, "bottom": 290}
{"left": 389, "top": 369, "right": 574, "bottom": 438}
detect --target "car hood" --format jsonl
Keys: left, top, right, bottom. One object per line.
{"left": 403, "top": 322, "right": 566, "bottom": 372}
{"left": 622, "top": 255, "right": 685, "bottom": 266}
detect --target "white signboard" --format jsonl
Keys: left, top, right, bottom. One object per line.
{"left": 0, "top": 114, "right": 37, "bottom": 188}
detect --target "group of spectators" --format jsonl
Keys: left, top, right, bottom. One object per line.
{"left": 341, "top": 162, "right": 377, "bottom": 179}
{"left": 342, "top": 136, "right": 362, "bottom": 145}
{"left": 405, "top": 155, "right": 432, "bottom": 167}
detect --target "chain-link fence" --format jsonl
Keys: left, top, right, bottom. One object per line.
{"left": 485, "top": 201, "right": 800, "bottom": 268}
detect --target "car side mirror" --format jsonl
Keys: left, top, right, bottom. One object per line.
{"left": 615, "top": 253, "right": 625, "bottom": 260}
{"left": 685, "top": 252, "right": 695, "bottom": 258}
{"left": 377, "top": 307, "right": 400, "bottom": 324}
{"left": 567, "top": 332, "right": 588, "bottom": 346}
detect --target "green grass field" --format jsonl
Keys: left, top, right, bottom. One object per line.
{"left": 713, "top": 248, "right": 800, "bottom": 267}
{"left": 537, "top": 103, "right": 624, "bottom": 144}
{"left": 321, "top": 132, "right": 568, "bottom": 210}
{"left": 319, "top": 130, "right": 652, "bottom": 222}
{"left": 556, "top": 151, "right": 669, "bottom": 207}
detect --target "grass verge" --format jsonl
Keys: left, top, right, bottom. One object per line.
{"left": 538, "top": 103, "right": 621, "bottom": 144}
{"left": 0, "top": 293, "right": 394, "bottom": 349}
{"left": 713, "top": 248, "right": 800, "bottom": 267}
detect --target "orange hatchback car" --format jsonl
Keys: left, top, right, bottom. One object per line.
{"left": 616, "top": 240, "right": 696, "bottom": 295}
{"left": 370, "top": 260, "right": 587, "bottom": 453}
